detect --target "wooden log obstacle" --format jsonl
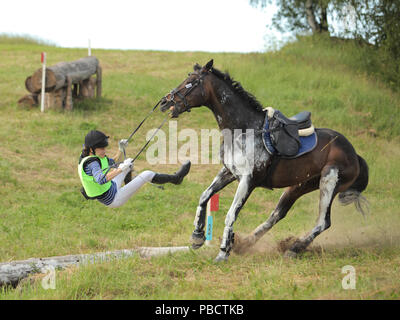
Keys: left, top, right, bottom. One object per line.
{"left": 18, "top": 56, "right": 102, "bottom": 111}
{"left": 0, "top": 196, "right": 220, "bottom": 287}
{"left": 0, "top": 246, "right": 190, "bottom": 287}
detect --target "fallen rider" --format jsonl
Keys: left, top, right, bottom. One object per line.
{"left": 78, "top": 130, "right": 191, "bottom": 208}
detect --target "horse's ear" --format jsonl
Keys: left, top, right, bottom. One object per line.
{"left": 193, "top": 63, "right": 202, "bottom": 71}
{"left": 202, "top": 59, "right": 214, "bottom": 73}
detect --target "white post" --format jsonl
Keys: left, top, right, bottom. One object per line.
{"left": 40, "top": 52, "right": 46, "bottom": 113}
{"left": 88, "top": 39, "right": 91, "bottom": 56}
{"left": 205, "top": 201, "right": 212, "bottom": 246}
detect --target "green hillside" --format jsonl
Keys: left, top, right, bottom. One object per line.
{"left": 0, "top": 35, "right": 399, "bottom": 299}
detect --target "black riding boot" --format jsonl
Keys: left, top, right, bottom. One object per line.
{"left": 151, "top": 161, "right": 191, "bottom": 185}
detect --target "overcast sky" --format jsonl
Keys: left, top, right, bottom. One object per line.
{"left": 0, "top": 0, "right": 289, "bottom": 52}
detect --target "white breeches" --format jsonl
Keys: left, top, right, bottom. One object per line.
{"left": 107, "top": 169, "right": 156, "bottom": 208}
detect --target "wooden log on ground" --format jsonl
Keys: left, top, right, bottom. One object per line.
{"left": 38, "top": 87, "right": 66, "bottom": 111}
{"left": 27, "top": 56, "right": 99, "bottom": 93}
{"left": 24, "top": 76, "right": 35, "bottom": 93}
{"left": 0, "top": 246, "right": 189, "bottom": 287}
{"left": 96, "top": 65, "right": 102, "bottom": 98}
{"left": 0, "top": 249, "right": 136, "bottom": 287}
{"left": 137, "top": 246, "right": 189, "bottom": 258}
{"left": 65, "top": 76, "right": 73, "bottom": 111}
{"left": 79, "top": 77, "right": 96, "bottom": 98}
{"left": 18, "top": 94, "right": 38, "bottom": 107}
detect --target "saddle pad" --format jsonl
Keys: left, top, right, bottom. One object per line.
{"left": 262, "top": 114, "right": 318, "bottom": 159}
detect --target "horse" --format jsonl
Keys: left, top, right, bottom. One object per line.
{"left": 160, "top": 60, "right": 369, "bottom": 262}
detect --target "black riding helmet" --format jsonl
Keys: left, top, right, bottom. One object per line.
{"left": 84, "top": 130, "right": 109, "bottom": 150}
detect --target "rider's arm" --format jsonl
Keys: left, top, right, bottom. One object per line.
{"left": 111, "top": 150, "right": 124, "bottom": 164}
{"left": 87, "top": 160, "right": 122, "bottom": 184}
{"left": 105, "top": 168, "right": 122, "bottom": 182}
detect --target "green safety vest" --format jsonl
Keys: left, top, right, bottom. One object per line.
{"left": 78, "top": 155, "right": 112, "bottom": 198}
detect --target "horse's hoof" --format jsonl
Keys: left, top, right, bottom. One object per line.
{"left": 191, "top": 242, "right": 203, "bottom": 250}
{"left": 283, "top": 250, "right": 297, "bottom": 259}
{"left": 190, "top": 231, "right": 205, "bottom": 250}
{"left": 214, "top": 251, "right": 229, "bottom": 263}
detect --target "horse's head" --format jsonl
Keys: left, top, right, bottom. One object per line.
{"left": 160, "top": 59, "right": 214, "bottom": 118}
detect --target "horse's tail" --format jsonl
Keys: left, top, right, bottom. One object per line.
{"left": 338, "top": 155, "right": 369, "bottom": 216}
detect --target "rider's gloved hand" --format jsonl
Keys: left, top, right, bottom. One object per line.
{"left": 118, "top": 139, "right": 129, "bottom": 152}
{"left": 118, "top": 158, "right": 133, "bottom": 171}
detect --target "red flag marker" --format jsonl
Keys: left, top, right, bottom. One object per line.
{"left": 210, "top": 194, "right": 219, "bottom": 212}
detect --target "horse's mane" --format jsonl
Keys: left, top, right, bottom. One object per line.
{"left": 210, "top": 67, "right": 264, "bottom": 112}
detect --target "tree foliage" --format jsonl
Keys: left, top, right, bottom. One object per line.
{"left": 251, "top": 0, "right": 400, "bottom": 88}
{"left": 250, "top": 0, "right": 332, "bottom": 34}
{"left": 343, "top": 0, "right": 400, "bottom": 85}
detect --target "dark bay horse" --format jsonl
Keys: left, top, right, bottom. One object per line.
{"left": 160, "top": 60, "right": 369, "bottom": 262}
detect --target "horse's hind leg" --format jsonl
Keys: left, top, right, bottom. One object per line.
{"left": 235, "top": 176, "right": 320, "bottom": 253}
{"left": 286, "top": 166, "right": 339, "bottom": 257}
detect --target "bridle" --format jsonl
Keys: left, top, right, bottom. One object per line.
{"left": 164, "top": 72, "right": 206, "bottom": 112}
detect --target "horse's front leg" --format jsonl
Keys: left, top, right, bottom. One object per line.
{"left": 191, "top": 166, "right": 236, "bottom": 249}
{"left": 215, "top": 176, "right": 254, "bottom": 262}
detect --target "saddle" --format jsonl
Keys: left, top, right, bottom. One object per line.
{"left": 263, "top": 107, "right": 316, "bottom": 158}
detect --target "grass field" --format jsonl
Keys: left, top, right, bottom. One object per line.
{"left": 0, "top": 34, "right": 399, "bottom": 299}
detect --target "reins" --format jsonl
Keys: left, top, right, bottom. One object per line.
{"left": 131, "top": 114, "right": 169, "bottom": 162}
{"left": 116, "top": 97, "right": 166, "bottom": 161}
{"left": 100, "top": 99, "right": 169, "bottom": 175}
{"left": 120, "top": 76, "right": 201, "bottom": 161}
{"left": 126, "top": 99, "right": 162, "bottom": 144}
{"left": 105, "top": 112, "right": 169, "bottom": 171}
{"left": 100, "top": 75, "right": 203, "bottom": 182}
{"left": 108, "top": 112, "right": 168, "bottom": 190}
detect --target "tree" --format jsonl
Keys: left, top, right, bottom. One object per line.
{"left": 251, "top": 0, "right": 400, "bottom": 87}
{"left": 250, "top": 0, "right": 332, "bottom": 34}
{"left": 368, "top": 0, "right": 400, "bottom": 85}
{"left": 334, "top": 0, "right": 400, "bottom": 85}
